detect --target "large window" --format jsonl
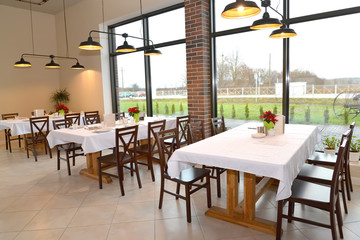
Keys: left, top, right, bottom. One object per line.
{"left": 211, "top": 0, "right": 360, "bottom": 130}
{"left": 110, "top": 4, "right": 186, "bottom": 117}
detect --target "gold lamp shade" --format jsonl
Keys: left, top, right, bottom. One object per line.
{"left": 270, "top": 27, "right": 297, "bottom": 39}
{"left": 14, "top": 57, "right": 31, "bottom": 68}
{"left": 222, "top": 0, "right": 261, "bottom": 19}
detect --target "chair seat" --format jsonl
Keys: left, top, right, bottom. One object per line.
{"left": 297, "top": 164, "right": 333, "bottom": 184}
{"left": 98, "top": 152, "right": 132, "bottom": 164}
{"left": 57, "top": 143, "right": 82, "bottom": 151}
{"left": 169, "top": 167, "right": 211, "bottom": 183}
{"left": 307, "top": 152, "right": 336, "bottom": 166}
{"left": 24, "top": 135, "right": 46, "bottom": 143}
{"left": 291, "top": 179, "right": 331, "bottom": 204}
{"left": 135, "top": 143, "right": 159, "bottom": 154}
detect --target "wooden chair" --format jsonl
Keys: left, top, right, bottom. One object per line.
{"left": 165, "top": 115, "right": 191, "bottom": 147}
{"left": 65, "top": 113, "right": 81, "bottom": 125}
{"left": 155, "top": 128, "right": 211, "bottom": 223}
{"left": 307, "top": 121, "right": 355, "bottom": 201}
{"left": 134, "top": 119, "right": 166, "bottom": 182}
{"left": 84, "top": 114, "right": 101, "bottom": 125}
{"left": 188, "top": 121, "right": 226, "bottom": 198}
{"left": 115, "top": 112, "right": 125, "bottom": 120}
{"left": 276, "top": 139, "right": 347, "bottom": 240}
{"left": 24, "top": 116, "right": 52, "bottom": 162}
{"left": 52, "top": 119, "right": 83, "bottom": 175}
{"left": 211, "top": 116, "right": 226, "bottom": 136}
{"left": 297, "top": 129, "right": 352, "bottom": 213}
{"left": 97, "top": 125, "right": 142, "bottom": 196}
{"left": 83, "top": 111, "right": 99, "bottom": 124}
{"left": 1, "top": 113, "right": 22, "bottom": 152}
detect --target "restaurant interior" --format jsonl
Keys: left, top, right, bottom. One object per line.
{"left": 1, "top": 0, "right": 360, "bottom": 239}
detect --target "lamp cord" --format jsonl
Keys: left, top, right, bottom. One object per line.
{"left": 29, "top": 0, "right": 35, "bottom": 54}
{"left": 63, "top": 0, "right": 69, "bottom": 57}
{"left": 102, "top": 0, "right": 105, "bottom": 31}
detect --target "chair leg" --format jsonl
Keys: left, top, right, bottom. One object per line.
{"left": 336, "top": 198, "right": 344, "bottom": 239}
{"left": 148, "top": 154, "right": 155, "bottom": 182}
{"left": 276, "top": 200, "right": 283, "bottom": 240}
{"left": 347, "top": 165, "right": 353, "bottom": 192}
{"left": 57, "top": 149, "right": 61, "bottom": 170}
{"left": 159, "top": 178, "right": 165, "bottom": 209}
{"left": 72, "top": 149, "right": 76, "bottom": 166}
{"left": 18, "top": 136, "right": 22, "bottom": 148}
{"left": 344, "top": 171, "right": 351, "bottom": 201}
{"left": 9, "top": 137, "right": 12, "bottom": 153}
{"left": 118, "top": 163, "right": 125, "bottom": 196}
{"left": 133, "top": 161, "right": 142, "bottom": 189}
{"left": 185, "top": 184, "right": 191, "bottom": 223}
{"left": 33, "top": 143, "right": 38, "bottom": 162}
{"left": 206, "top": 175, "right": 212, "bottom": 208}
{"left": 329, "top": 208, "right": 337, "bottom": 240}
{"left": 287, "top": 202, "right": 294, "bottom": 223}
{"left": 48, "top": 143, "right": 52, "bottom": 159}
{"left": 216, "top": 168, "right": 221, "bottom": 198}
{"left": 25, "top": 141, "right": 29, "bottom": 158}
{"left": 176, "top": 183, "right": 180, "bottom": 200}
{"left": 66, "top": 151, "right": 71, "bottom": 176}
{"left": 98, "top": 159, "right": 103, "bottom": 189}
{"left": 5, "top": 132, "right": 9, "bottom": 150}
{"left": 340, "top": 176, "right": 348, "bottom": 214}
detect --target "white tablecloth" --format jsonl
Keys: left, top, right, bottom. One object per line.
{"left": 47, "top": 117, "right": 176, "bottom": 154}
{"left": 167, "top": 123, "right": 320, "bottom": 201}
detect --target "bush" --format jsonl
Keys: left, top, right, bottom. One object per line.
{"left": 220, "top": 104, "right": 224, "bottom": 116}
{"left": 171, "top": 104, "right": 175, "bottom": 115}
{"left": 180, "top": 103, "right": 184, "bottom": 113}
{"left": 290, "top": 106, "right": 295, "bottom": 121}
{"left": 155, "top": 102, "right": 159, "bottom": 114}
{"left": 344, "top": 108, "right": 349, "bottom": 125}
{"left": 142, "top": 103, "right": 145, "bottom": 112}
{"left": 259, "top": 106, "right": 264, "bottom": 116}
{"left": 305, "top": 106, "right": 311, "bottom": 122}
{"left": 273, "top": 106, "right": 278, "bottom": 114}
{"left": 165, "top": 104, "right": 169, "bottom": 114}
{"left": 323, "top": 107, "right": 329, "bottom": 124}
{"left": 232, "top": 104, "right": 236, "bottom": 118}
{"left": 245, "top": 103, "right": 249, "bottom": 119}
{"left": 136, "top": 103, "right": 139, "bottom": 108}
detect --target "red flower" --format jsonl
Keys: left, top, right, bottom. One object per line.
{"left": 56, "top": 104, "right": 69, "bottom": 113}
{"left": 259, "top": 110, "right": 278, "bottom": 124}
{"left": 128, "top": 107, "right": 140, "bottom": 117}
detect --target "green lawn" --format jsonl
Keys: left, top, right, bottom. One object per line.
{"left": 119, "top": 97, "right": 358, "bottom": 125}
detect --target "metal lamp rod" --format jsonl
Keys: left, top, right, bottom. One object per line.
{"left": 88, "top": 30, "right": 155, "bottom": 46}
{"left": 20, "top": 53, "right": 80, "bottom": 62}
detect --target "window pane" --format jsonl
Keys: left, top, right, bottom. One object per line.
{"left": 289, "top": 14, "right": 360, "bottom": 126}
{"left": 291, "top": 0, "right": 360, "bottom": 18}
{"left": 215, "top": 31, "right": 283, "bottom": 128}
{"left": 150, "top": 44, "right": 187, "bottom": 116}
{"left": 113, "top": 21, "right": 144, "bottom": 52}
{"left": 148, "top": 8, "right": 185, "bottom": 44}
{"left": 113, "top": 52, "right": 147, "bottom": 115}
{"left": 214, "top": 0, "right": 283, "bottom": 32}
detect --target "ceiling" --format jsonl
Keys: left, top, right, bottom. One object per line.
{"left": 0, "top": 0, "right": 84, "bottom": 14}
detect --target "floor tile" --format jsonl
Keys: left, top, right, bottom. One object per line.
{"left": 59, "top": 225, "right": 110, "bottom": 240}
{"left": 14, "top": 229, "right": 64, "bottom": 240}
{"left": 24, "top": 208, "right": 78, "bottom": 230}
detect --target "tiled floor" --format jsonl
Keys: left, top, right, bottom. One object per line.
{"left": 1, "top": 145, "right": 360, "bottom": 240}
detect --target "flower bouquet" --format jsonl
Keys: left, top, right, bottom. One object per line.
{"left": 128, "top": 107, "right": 140, "bottom": 122}
{"left": 259, "top": 110, "right": 278, "bottom": 131}
{"left": 56, "top": 104, "right": 69, "bottom": 116}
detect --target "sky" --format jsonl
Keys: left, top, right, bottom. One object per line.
{"left": 115, "top": 0, "right": 360, "bottom": 89}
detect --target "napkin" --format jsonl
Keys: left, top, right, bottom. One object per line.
{"left": 274, "top": 114, "right": 285, "bottom": 135}
{"left": 104, "top": 113, "right": 115, "bottom": 128}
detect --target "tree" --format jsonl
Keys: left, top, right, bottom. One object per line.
{"left": 131, "top": 83, "right": 140, "bottom": 92}
{"left": 155, "top": 102, "right": 159, "bottom": 114}
{"left": 220, "top": 104, "right": 224, "bottom": 116}
{"left": 245, "top": 104, "right": 249, "bottom": 119}
{"left": 171, "top": 104, "right": 175, "bottom": 115}
{"left": 232, "top": 104, "right": 236, "bottom": 119}
{"left": 217, "top": 54, "right": 230, "bottom": 88}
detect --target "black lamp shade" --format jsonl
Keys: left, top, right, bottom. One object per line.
{"left": 14, "top": 57, "right": 31, "bottom": 68}
{"left": 270, "top": 27, "right": 297, "bottom": 39}
{"left": 250, "top": 12, "right": 282, "bottom": 30}
{"left": 222, "top": 0, "right": 261, "bottom": 19}
{"left": 144, "top": 47, "right": 162, "bottom": 56}
{"left": 45, "top": 59, "right": 60, "bottom": 69}
{"left": 71, "top": 62, "right": 85, "bottom": 69}
{"left": 79, "top": 37, "right": 103, "bottom": 50}
{"left": 116, "top": 40, "right": 136, "bottom": 53}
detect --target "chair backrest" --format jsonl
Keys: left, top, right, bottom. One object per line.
{"left": 115, "top": 112, "right": 125, "bottom": 120}
{"left": 188, "top": 121, "right": 205, "bottom": 144}
{"left": 84, "top": 111, "right": 99, "bottom": 117}
{"left": 176, "top": 115, "right": 191, "bottom": 144}
{"left": 29, "top": 116, "right": 50, "bottom": 142}
{"left": 211, "top": 116, "right": 225, "bottom": 136}
{"left": 330, "top": 138, "right": 348, "bottom": 203}
{"left": 2, "top": 113, "right": 18, "bottom": 120}
{"left": 53, "top": 118, "right": 72, "bottom": 130}
{"left": 115, "top": 125, "right": 138, "bottom": 163}
{"left": 65, "top": 113, "right": 81, "bottom": 125}
{"left": 155, "top": 128, "right": 180, "bottom": 175}
{"left": 147, "top": 120, "right": 166, "bottom": 152}
{"left": 84, "top": 115, "right": 100, "bottom": 125}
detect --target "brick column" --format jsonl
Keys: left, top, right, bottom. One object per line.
{"left": 185, "top": 0, "right": 212, "bottom": 137}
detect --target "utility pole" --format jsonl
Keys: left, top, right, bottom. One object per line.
{"left": 121, "top": 67, "right": 124, "bottom": 88}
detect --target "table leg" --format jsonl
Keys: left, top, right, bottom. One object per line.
{"left": 205, "top": 170, "right": 277, "bottom": 235}
{"left": 79, "top": 152, "right": 112, "bottom": 183}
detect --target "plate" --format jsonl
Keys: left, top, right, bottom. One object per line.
{"left": 94, "top": 128, "right": 113, "bottom": 133}
{"left": 251, "top": 133, "right": 266, "bottom": 138}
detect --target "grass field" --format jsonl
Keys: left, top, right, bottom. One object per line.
{"left": 119, "top": 97, "right": 358, "bottom": 125}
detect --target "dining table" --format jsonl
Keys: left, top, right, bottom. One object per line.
{"left": 167, "top": 123, "right": 319, "bottom": 235}
{"left": 47, "top": 117, "right": 176, "bottom": 183}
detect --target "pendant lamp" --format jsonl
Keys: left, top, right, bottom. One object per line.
{"left": 14, "top": 57, "right": 32, "bottom": 68}
{"left": 79, "top": 36, "right": 103, "bottom": 50}
{"left": 250, "top": 11, "right": 282, "bottom": 30}
{"left": 71, "top": 61, "right": 85, "bottom": 69}
{"left": 45, "top": 57, "right": 60, "bottom": 69}
{"left": 222, "top": 0, "right": 261, "bottom": 19}
{"left": 116, "top": 40, "right": 136, "bottom": 53}
{"left": 144, "top": 46, "right": 162, "bottom": 56}
{"left": 270, "top": 26, "right": 297, "bottom": 39}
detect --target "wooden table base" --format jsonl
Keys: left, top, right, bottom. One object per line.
{"left": 79, "top": 152, "right": 112, "bottom": 184}
{"left": 205, "top": 170, "right": 277, "bottom": 235}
